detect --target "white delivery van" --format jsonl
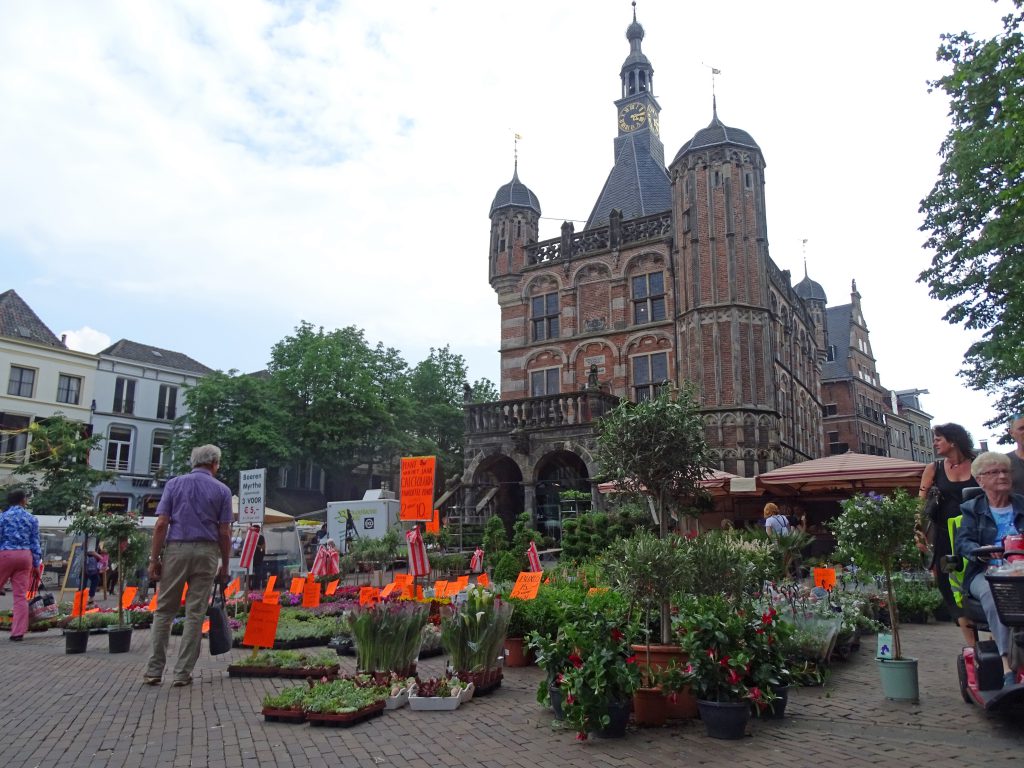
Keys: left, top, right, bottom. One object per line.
{"left": 326, "top": 489, "right": 401, "bottom": 554}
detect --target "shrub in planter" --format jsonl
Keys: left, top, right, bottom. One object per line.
{"left": 441, "top": 586, "right": 511, "bottom": 675}
{"left": 347, "top": 600, "right": 428, "bottom": 674}
{"left": 892, "top": 577, "right": 942, "bottom": 622}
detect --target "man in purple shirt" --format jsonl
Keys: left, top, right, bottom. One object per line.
{"left": 144, "top": 445, "right": 232, "bottom": 687}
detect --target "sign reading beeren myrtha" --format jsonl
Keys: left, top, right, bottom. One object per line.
{"left": 239, "top": 468, "right": 266, "bottom": 525}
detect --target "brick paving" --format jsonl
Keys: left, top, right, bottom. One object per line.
{"left": 1, "top": 616, "right": 1022, "bottom": 768}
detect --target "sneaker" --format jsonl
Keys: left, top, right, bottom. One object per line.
{"left": 171, "top": 678, "right": 192, "bottom": 687}
{"left": 142, "top": 676, "right": 162, "bottom": 686}
{"left": 9, "top": 635, "right": 23, "bottom": 642}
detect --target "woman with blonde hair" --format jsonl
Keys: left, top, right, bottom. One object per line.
{"left": 763, "top": 502, "right": 791, "bottom": 535}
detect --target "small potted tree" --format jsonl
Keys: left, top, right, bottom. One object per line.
{"left": 99, "top": 512, "right": 143, "bottom": 653}
{"left": 64, "top": 506, "right": 107, "bottom": 654}
{"left": 603, "top": 529, "right": 694, "bottom": 726}
{"left": 831, "top": 489, "right": 921, "bottom": 702}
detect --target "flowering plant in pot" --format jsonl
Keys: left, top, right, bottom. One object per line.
{"left": 558, "top": 607, "right": 640, "bottom": 740}
{"left": 831, "top": 489, "right": 921, "bottom": 701}
{"left": 441, "top": 586, "right": 512, "bottom": 691}
{"left": 674, "top": 594, "right": 774, "bottom": 738}
{"left": 347, "top": 599, "right": 428, "bottom": 676}
{"left": 603, "top": 529, "right": 693, "bottom": 725}
{"left": 97, "top": 512, "right": 143, "bottom": 652}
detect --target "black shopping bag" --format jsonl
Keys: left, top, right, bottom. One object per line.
{"left": 207, "top": 583, "right": 233, "bottom": 655}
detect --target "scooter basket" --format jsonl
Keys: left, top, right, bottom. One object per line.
{"left": 985, "top": 573, "right": 1024, "bottom": 627}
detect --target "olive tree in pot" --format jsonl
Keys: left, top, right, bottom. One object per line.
{"left": 604, "top": 529, "right": 695, "bottom": 726}
{"left": 831, "top": 489, "right": 921, "bottom": 702}
{"left": 595, "top": 387, "right": 712, "bottom": 643}
{"left": 99, "top": 513, "right": 144, "bottom": 653}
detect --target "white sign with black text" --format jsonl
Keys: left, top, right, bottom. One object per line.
{"left": 238, "top": 468, "right": 266, "bottom": 525}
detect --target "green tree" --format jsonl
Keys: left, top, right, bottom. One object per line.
{"left": 269, "top": 322, "right": 414, "bottom": 482}
{"left": 10, "top": 415, "right": 113, "bottom": 515}
{"left": 407, "top": 346, "right": 470, "bottom": 482}
{"left": 919, "top": 0, "right": 1024, "bottom": 425}
{"left": 170, "top": 370, "right": 294, "bottom": 490}
{"left": 595, "top": 388, "right": 712, "bottom": 642}
{"left": 469, "top": 377, "right": 499, "bottom": 403}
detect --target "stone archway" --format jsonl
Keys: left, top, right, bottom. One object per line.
{"left": 470, "top": 454, "right": 525, "bottom": 536}
{"left": 533, "top": 449, "right": 591, "bottom": 543}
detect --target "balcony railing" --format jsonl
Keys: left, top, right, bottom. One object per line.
{"left": 465, "top": 392, "right": 620, "bottom": 435}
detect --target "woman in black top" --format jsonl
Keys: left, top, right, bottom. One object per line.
{"left": 919, "top": 422, "right": 978, "bottom": 644}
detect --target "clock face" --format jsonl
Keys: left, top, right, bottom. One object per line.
{"left": 648, "top": 108, "right": 660, "bottom": 136}
{"left": 618, "top": 101, "right": 647, "bottom": 133}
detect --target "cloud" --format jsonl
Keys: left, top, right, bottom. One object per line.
{"left": 60, "top": 326, "right": 112, "bottom": 354}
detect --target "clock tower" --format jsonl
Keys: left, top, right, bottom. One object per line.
{"left": 585, "top": 5, "right": 671, "bottom": 229}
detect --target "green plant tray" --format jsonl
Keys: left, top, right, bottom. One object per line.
{"left": 306, "top": 701, "right": 385, "bottom": 727}
{"left": 261, "top": 707, "right": 306, "bottom": 724}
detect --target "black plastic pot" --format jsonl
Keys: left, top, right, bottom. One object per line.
{"left": 697, "top": 699, "right": 749, "bottom": 740}
{"left": 549, "top": 682, "right": 564, "bottom": 720}
{"left": 65, "top": 629, "right": 89, "bottom": 655}
{"left": 592, "top": 699, "right": 631, "bottom": 738}
{"left": 108, "top": 627, "right": 133, "bottom": 654}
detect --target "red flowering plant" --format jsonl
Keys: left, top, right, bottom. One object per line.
{"left": 674, "top": 594, "right": 777, "bottom": 708}
{"left": 557, "top": 606, "right": 641, "bottom": 738}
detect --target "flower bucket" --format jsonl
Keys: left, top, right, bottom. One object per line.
{"left": 108, "top": 627, "right": 132, "bottom": 654}
{"left": 592, "top": 698, "right": 631, "bottom": 738}
{"left": 697, "top": 699, "right": 749, "bottom": 740}
{"left": 876, "top": 657, "right": 919, "bottom": 703}
{"left": 632, "top": 687, "right": 668, "bottom": 727}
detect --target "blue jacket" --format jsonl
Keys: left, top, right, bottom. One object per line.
{"left": 954, "top": 492, "right": 1024, "bottom": 590}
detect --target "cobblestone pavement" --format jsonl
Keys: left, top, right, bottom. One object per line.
{"left": 1, "top": 619, "right": 1022, "bottom": 768}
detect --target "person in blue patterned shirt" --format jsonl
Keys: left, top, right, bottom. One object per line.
{"left": 0, "top": 488, "right": 42, "bottom": 641}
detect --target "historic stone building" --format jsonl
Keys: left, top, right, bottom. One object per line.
{"left": 462, "top": 11, "right": 825, "bottom": 531}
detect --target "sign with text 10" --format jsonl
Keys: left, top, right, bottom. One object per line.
{"left": 400, "top": 456, "right": 436, "bottom": 521}
{"left": 238, "top": 468, "right": 266, "bottom": 525}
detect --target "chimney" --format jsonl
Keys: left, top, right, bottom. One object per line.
{"left": 61, "top": 333, "right": 67, "bottom": 344}
{"left": 979, "top": 440, "right": 989, "bottom": 452}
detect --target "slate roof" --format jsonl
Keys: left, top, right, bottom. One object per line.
{"left": 0, "top": 289, "right": 65, "bottom": 348}
{"left": 673, "top": 102, "right": 760, "bottom": 163}
{"left": 585, "top": 130, "right": 672, "bottom": 229}
{"left": 489, "top": 169, "right": 541, "bottom": 217}
{"left": 823, "top": 304, "right": 852, "bottom": 381}
{"left": 795, "top": 274, "right": 827, "bottom": 303}
{"left": 100, "top": 339, "right": 214, "bottom": 376}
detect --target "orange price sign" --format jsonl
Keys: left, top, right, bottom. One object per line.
{"left": 120, "top": 586, "right": 138, "bottom": 609}
{"left": 325, "top": 579, "right": 339, "bottom": 596}
{"left": 813, "top": 567, "right": 837, "bottom": 591}
{"left": 180, "top": 583, "right": 189, "bottom": 606}
{"left": 224, "top": 578, "right": 241, "bottom": 598}
{"left": 394, "top": 573, "right": 414, "bottom": 587}
{"left": 359, "top": 586, "right": 380, "bottom": 606}
{"left": 71, "top": 589, "right": 89, "bottom": 617}
{"left": 147, "top": 591, "right": 158, "bottom": 611}
{"left": 426, "top": 509, "right": 440, "bottom": 534}
{"left": 201, "top": 619, "right": 211, "bottom": 634}
{"left": 510, "top": 571, "right": 542, "bottom": 600}
{"left": 587, "top": 587, "right": 608, "bottom": 596}
{"left": 242, "top": 600, "right": 282, "bottom": 648}
{"left": 476, "top": 573, "right": 490, "bottom": 588}
{"left": 433, "top": 580, "right": 450, "bottom": 598}
{"left": 400, "top": 456, "right": 436, "bottom": 521}
{"left": 264, "top": 575, "right": 277, "bottom": 594}
{"left": 302, "top": 577, "right": 321, "bottom": 608}
{"left": 454, "top": 575, "right": 469, "bottom": 592}
{"left": 289, "top": 577, "right": 305, "bottom": 594}
{"left": 380, "top": 582, "right": 399, "bottom": 599}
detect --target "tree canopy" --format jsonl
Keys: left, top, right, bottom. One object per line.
{"left": 595, "top": 387, "right": 713, "bottom": 536}
{"left": 919, "top": 0, "right": 1024, "bottom": 425}
{"left": 8, "top": 415, "right": 113, "bottom": 515}
{"left": 173, "top": 324, "right": 483, "bottom": 495}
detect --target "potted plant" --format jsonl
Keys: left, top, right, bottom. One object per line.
{"left": 674, "top": 595, "right": 773, "bottom": 739}
{"left": 441, "top": 586, "right": 512, "bottom": 694}
{"left": 98, "top": 512, "right": 143, "bottom": 653}
{"left": 64, "top": 506, "right": 107, "bottom": 654}
{"left": 301, "top": 678, "right": 388, "bottom": 726}
{"left": 603, "top": 529, "right": 695, "bottom": 725}
{"left": 408, "top": 676, "right": 472, "bottom": 710}
{"left": 831, "top": 489, "right": 921, "bottom": 702}
{"left": 527, "top": 629, "right": 571, "bottom": 720}
{"left": 347, "top": 600, "right": 428, "bottom": 676}
{"left": 558, "top": 607, "right": 640, "bottom": 740}
{"left": 261, "top": 684, "right": 309, "bottom": 723}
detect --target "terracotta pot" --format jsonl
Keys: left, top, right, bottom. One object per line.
{"left": 503, "top": 636, "right": 535, "bottom": 667}
{"left": 632, "top": 687, "right": 668, "bottom": 727}
{"left": 630, "top": 644, "right": 698, "bottom": 719}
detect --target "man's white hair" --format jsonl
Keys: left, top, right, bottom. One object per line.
{"left": 190, "top": 444, "right": 222, "bottom": 468}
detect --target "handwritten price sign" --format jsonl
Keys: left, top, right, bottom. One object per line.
{"left": 400, "top": 456, "right": 436, "bottom": 521}
{"left": 242, "top": 601, "right": 281, "bottom": 648}
{"left": 510, "top": 571, "right": 542, "bottom": 600}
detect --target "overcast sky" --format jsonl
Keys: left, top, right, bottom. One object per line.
{"left": 0, "top": 0, "right": 1013, "bottom": 449}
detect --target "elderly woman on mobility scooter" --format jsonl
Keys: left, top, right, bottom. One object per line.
{"left": 955, "top": 451, "right": 1024, "bottom": 692}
